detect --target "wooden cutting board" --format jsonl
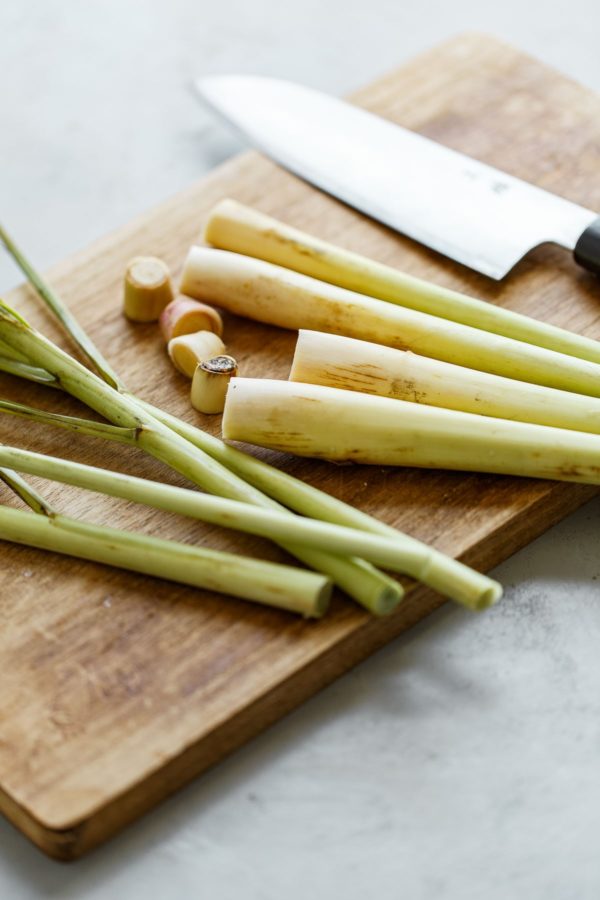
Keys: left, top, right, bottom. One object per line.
{"left": 1, "top": 33, "right": 599, "bottom": 860}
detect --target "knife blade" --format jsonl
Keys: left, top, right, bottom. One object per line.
{"left": 196, "top": 75, "right": 600, "bottom": 280}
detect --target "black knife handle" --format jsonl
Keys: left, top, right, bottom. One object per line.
{"left": 574, "top": 217, "right": 600, "bottom": 275}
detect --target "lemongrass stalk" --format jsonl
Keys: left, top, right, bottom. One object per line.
{"left": 290, "top": 331, "right": 600, "bottom": 435}
{"left": 141, "top": 400, "right": 503, "bottom": 607}
{"left": 0, "top": 232, "right": 438, "bottom": 610}
{"left": 0, "top": 354, "right": 58, "bottom": 386}
{"left": 0, "top": 222, "right": 124, "bottom": 389}
{"left": 223, "top": 377, "right": 600, "bottom": 484}
{"left": 0, "top": 503, "right": 330, "bottom": 616}
{"left": 0, "top": 398, "right": 138, "bottom": 443}
{"left": 205, "top": 199, "right": 600, "bottom": 364}
{"left": 0, "top": 303, "right": 401, "bottom": 614}
{"left": 0, "top": 443, "right": 500, "bottom": 609}
{"left": 0, "top": 467, "right": 56, "bottom": 516}
{"left": 23, "top": 391, "right": 495, "bottom": 611}
{"left": 183, "top": 248, "right": 600, "bottom": 399}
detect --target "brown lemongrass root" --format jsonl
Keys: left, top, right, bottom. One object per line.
{"left": 160, "top": 296, "right": 223, "bottom": 342}
{"left": 191, "top": 355, "right": 238, "bottom": 414}
{"left": 222, "top": 377, "right": 600, "bottom": 485}
{"left": 290, "top": 331, "right": 600, "bottom": 435}
{"left": 168, "top": 331, "right": 226, "bottom": 378}
{"left": 123, "top": 256, "right": 173, "bottom": 322}
{"left": 181, "top": 247, "right": 600, "bottom": 399}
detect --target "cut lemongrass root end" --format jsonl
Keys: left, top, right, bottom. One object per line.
{"left": 160, "top": 296, "right": 223, "bottom": 342}
{"left": 168, "top": 331, "right": 225, "bottom": 378}
{"left": 124, "top": 256, "right": 173, "bottom": 322}
{"left": 191, "top": 355, "right": 238, "bottom": 414}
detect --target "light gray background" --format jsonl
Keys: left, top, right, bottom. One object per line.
{"left": 1, "top": 2, "right": 600, "bottom": 898}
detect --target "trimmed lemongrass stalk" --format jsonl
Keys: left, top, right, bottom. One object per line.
{"left": 0, "top": 222, "right": 124, "bottom": 390}
{"left": 223, "top": 377, "right": 600, "bottom": 485}
{"left": 0, "top": 503, "right": 330, "bottom": 616}
{"left": 0, "top": 443, "right": 500, "bottom": 609}
{"left": 0, "top": 304, "right": 401, "bottom": 614}
{"left": 181, "top": 248, "right": 600, "bottom": 399}
{"left": 123, "top": 256, "right": 173, "bottom": 322}
{"left": 191, "top": 355, "right": 238, "bottom": 414}
{"left": 291, "top": 331, "right": 600, "bottom": 435}
{"left": 205, "top": 199, "right": 600, "bottom": 365}
{"left": 168, "top": 331, "right": 225, "bottom": 378}
{"left": 160, "top": 296, "right": 223, "bottom": 342}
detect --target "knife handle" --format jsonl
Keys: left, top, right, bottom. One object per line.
{"left": 574, "top": 217, "right": 600, "bottom": 275}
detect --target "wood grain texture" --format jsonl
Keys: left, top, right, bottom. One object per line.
{"left": 1, "top": 33, "right": 599, "bottom": 860}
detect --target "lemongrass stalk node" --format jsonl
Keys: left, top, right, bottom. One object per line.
{"left": 168, "top": 331, "right": 226, "bottom": 378}
{"left": 191, "top": 355, "right": 238, "bottom": 414}
{"left": 160, "top": 296, "right": 223, "bottom": 342}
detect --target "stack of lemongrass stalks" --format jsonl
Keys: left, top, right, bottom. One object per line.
{"left": 0, "top": 224, "right": 502, "bottom": 616}
{"left": 176, "top": 199, "right": 600, "bottom": 482}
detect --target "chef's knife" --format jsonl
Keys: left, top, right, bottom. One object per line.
{"left": 196, "top": 75, "right": 600, "bottom": 280}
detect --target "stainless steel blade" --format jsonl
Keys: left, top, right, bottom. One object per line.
{"left": 196, "top": 75, "right": 597, "bottom": 279}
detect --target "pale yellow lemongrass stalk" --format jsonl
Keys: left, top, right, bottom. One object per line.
{"left": 204, "top": 199, "right": 600, "bottom": 364}
{"left": 223, "top": 377, "right": 600, "bottom": 484}
{"left": 290, "top": 331, "right": 600, "bottom": 434}
{"left": 181, "top": 248, "right": 600, "bottom": 398}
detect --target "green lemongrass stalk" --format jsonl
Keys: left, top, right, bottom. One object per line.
{"left": 0, "top": 398, "right": 138, "bottom": 442}
{"left": 0, "top": 444, "right": 500, "bottom": 609}
{"left": 0, "top": 400, "right": 502, "bottom": 609}
{"left": 0, "top": 303, "right": 401, "bottom": 614}
{"left": 0, "top": 354, "right": 58, "bottom": 385}
{"left": 0, "top": 222, "right": 123, "bottom": 389}
{"left": 222, "top": 377, "right": 600, "bottom": 484}
{"left": 0, "top": 394, "right": 496, "bottom": 608}
{"left": 0, "top": 503, "right": 330, "bottom": 616}
{"left": 205, "top": 199, "right": 600, "bottom": 364}
{"left": 0, "top": 455, "right": 330, "bottom": 614}
{"left": 290, "top": 331, "right": 600, "bottom": 434}
{"left": 0, "top": 466, "right": 56, "bottom": 516}
{"left": 181, "top": 248, "right": 600, "bottom": 398}
{"left": 0, "top": 232, "right": 406, "bottom": 614}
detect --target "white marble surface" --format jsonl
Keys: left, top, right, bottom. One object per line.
{"left": 1, "top": 1, "right": 600, "bottom": 897}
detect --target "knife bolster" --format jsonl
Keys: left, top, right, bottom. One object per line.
{"left": 574, "top": 217, "right": 600, "bottom": 275}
